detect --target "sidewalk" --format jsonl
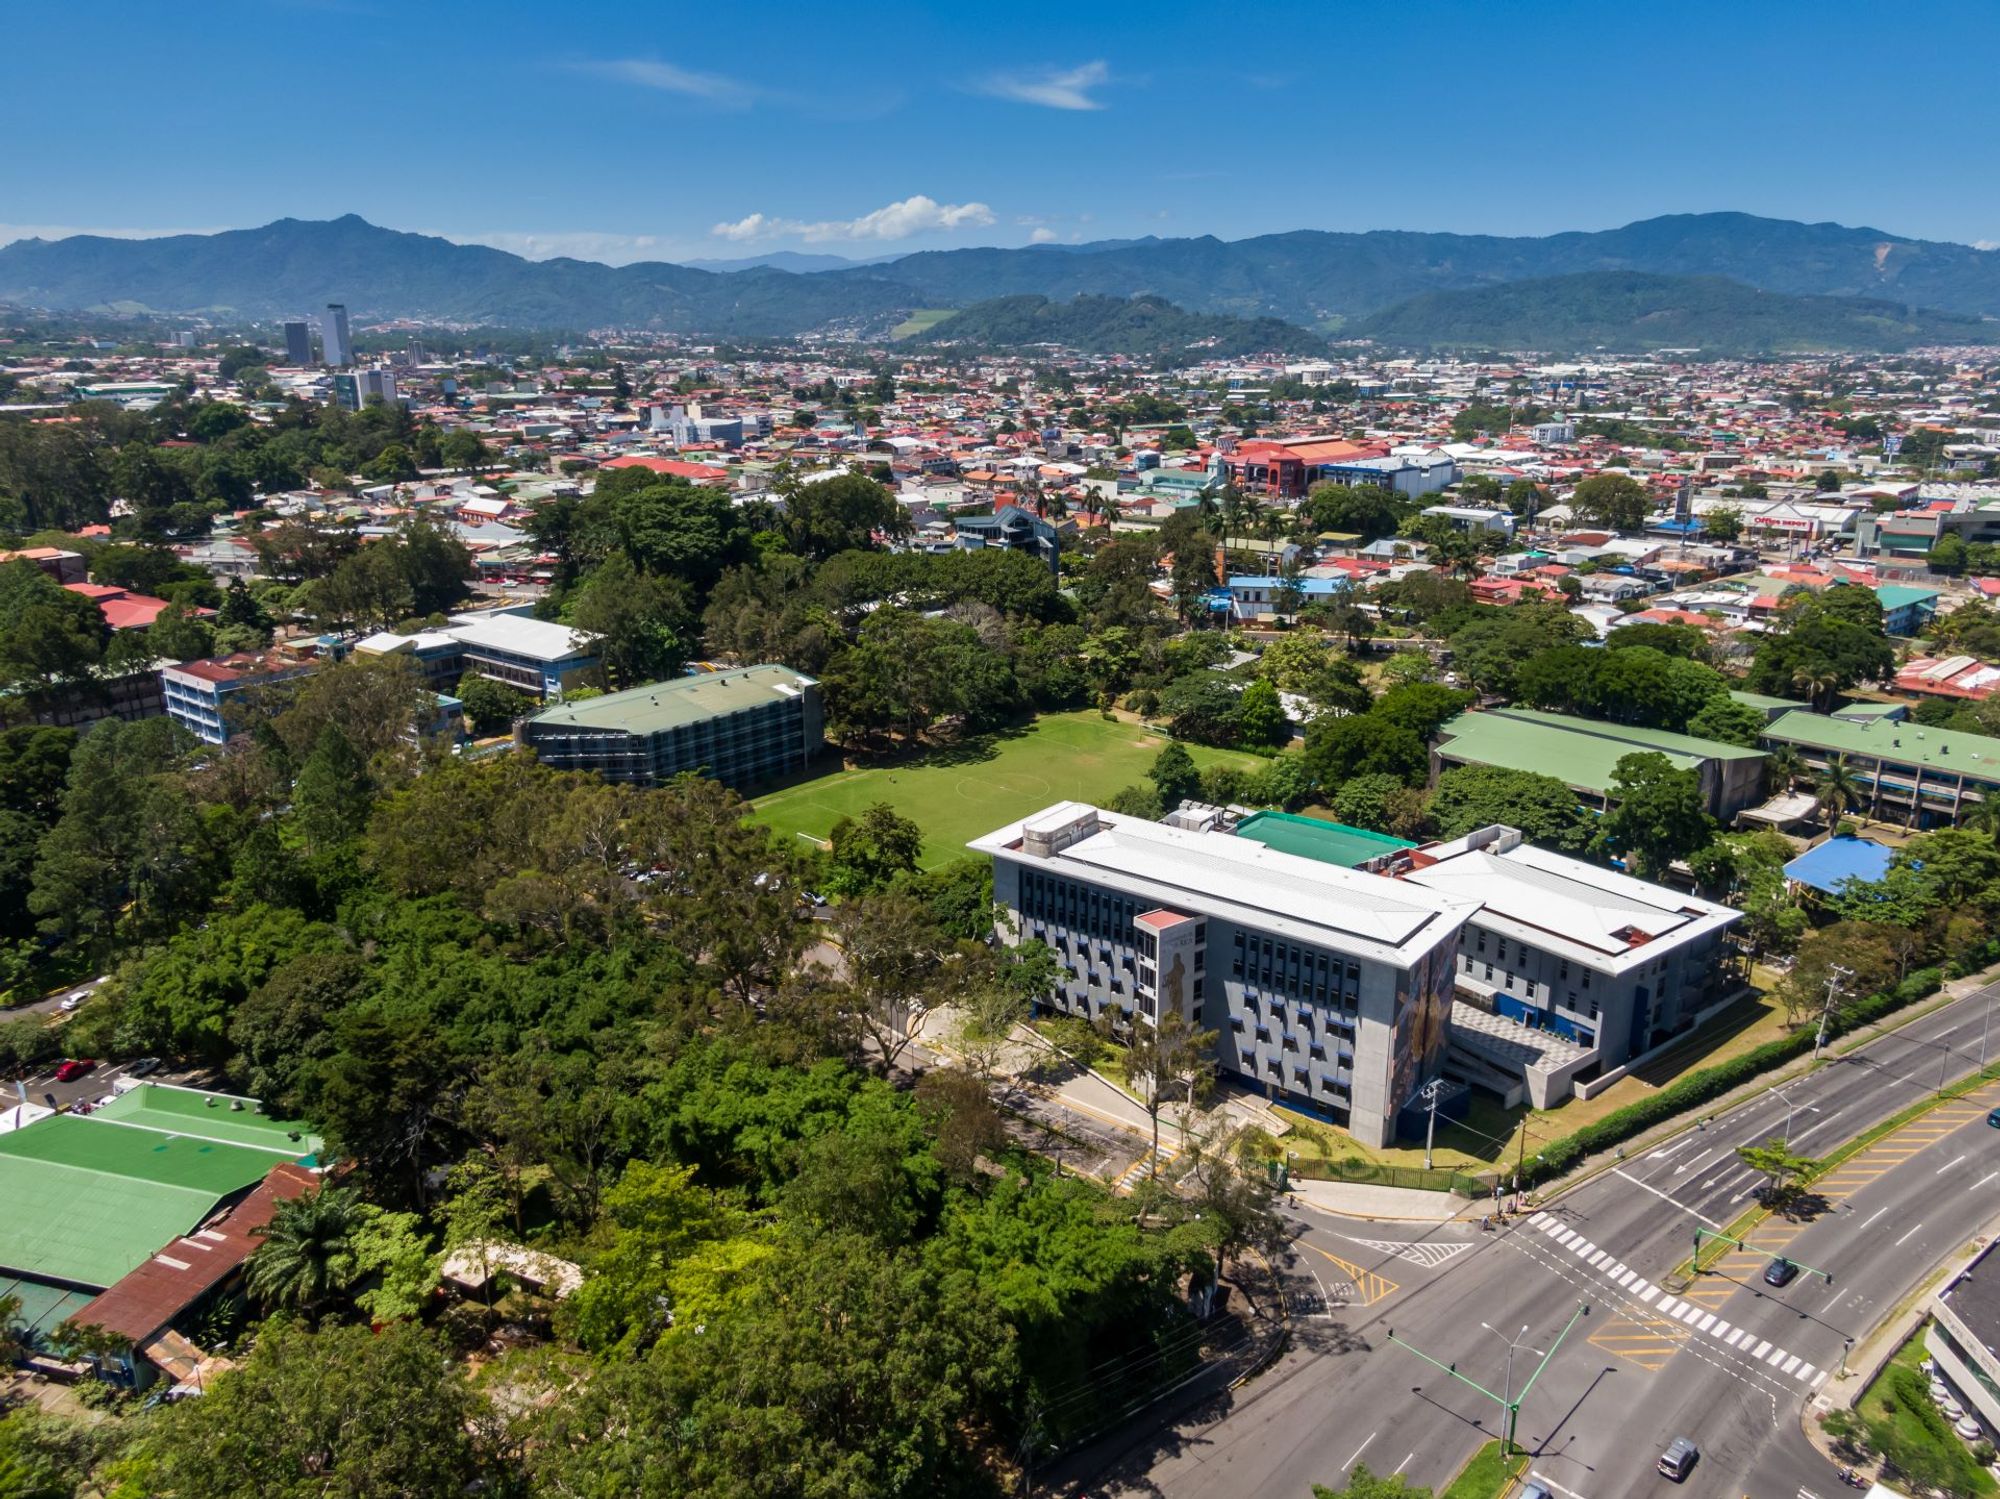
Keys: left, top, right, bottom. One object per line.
{"left": 1290, "top": 1177, "right": 1481, "bottom": 1222}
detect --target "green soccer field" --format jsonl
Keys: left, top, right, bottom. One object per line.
{"left": 750, "top": 711, "right": 1264, "bottom": 867}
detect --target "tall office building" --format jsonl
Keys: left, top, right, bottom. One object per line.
{"left": 320, "top": 303, "right": 353, "bottom": 368}
{"left": 282, "top": 319, "right": 313, "bottom": 366}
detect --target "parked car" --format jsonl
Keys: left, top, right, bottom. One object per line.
{"left": 53, "top": 1058, "right": 96, "bottom": 1083}
{"left": 1518, "top": 1481, "right": 1554, "bottom": 1499}
{"left": 1657, "top": 1437, "right": 1700, "bottom": 1482}
{"left": 127, "top": 1057, "right": 161, "bottom": 1078}
{"left": 58, "top": 992, "right": 86, "bottom": 1013}
{"left": 1764, "top": 1257, "right": 1800, "bottom": 1288}
{"left": 1986, "top": 1107, "right": 2000, "bottom": 1128}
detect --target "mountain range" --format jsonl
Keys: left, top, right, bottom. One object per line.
{"left": 0, "top": 211, "right": 1995, "bottom": 351}
{"left": 913, "top": 294, "right": 1329, "bottom": 359}
{"left": 1351, "top": 272, "right": 1998, "bottom": 354}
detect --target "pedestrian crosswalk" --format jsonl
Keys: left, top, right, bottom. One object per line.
{"left": 1111, "top": 1144, "right": 1177, "bottom": 1194}
{"left": 1527, "top": 1211, "right": 1828, "bottom": 1388}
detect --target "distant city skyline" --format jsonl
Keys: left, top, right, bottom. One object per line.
{"left": 7, "top": 0, "right": 2000, "bottom": 263}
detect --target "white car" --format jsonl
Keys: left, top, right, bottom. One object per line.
{"left": 127, "top": 1057, "right": 161, "bottom": 1078}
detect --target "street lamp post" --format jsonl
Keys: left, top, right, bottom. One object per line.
{"left": 1420, "top": 1078, "right": 1446, "bottom": 1171}
{"left": 1482, "top": 1322, "right": 1536, "bottom": 1454}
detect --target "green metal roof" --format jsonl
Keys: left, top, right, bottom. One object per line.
{"left": 1433, "top": 708, "right": 1759, "bottom": 797}
{"left": 1874, "top": 584, "right": 1940, "bottom": 610}
{"left": 1763, "top": 709, "right": 2000, "bottom": 782}
{"left": 1482, "top": 708, "right": 1766, "bottom": 760}
{"left": 91, "top": 1084, "right": 321, "bottom": 1155}
{"left": 526, "top": 665, "right": 816, "bottom": 737}
{"left": 0, "top": 1090, "right": 315, "bottom": 1290}
{"left": 1234, "top": 810, "right": 1415, "bottom": 868}
{"left": 1730, "top": 689, "right": 1808, "bottom": 713}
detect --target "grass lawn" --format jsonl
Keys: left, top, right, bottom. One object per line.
{"left": 1857, "top": 1323, "right": 1997, "bottom": 1495}
{"left": 749, "top": 710, "right": 1264, "bottom": 867}
{"left": 1439, "top": 1440, "right": 1528, "bottom": 1499}
{"left": 889, "top": 308, "right": 956, "bottom": 339}
{"left": 1275, "top": 989, "right": 1792, "bottom": 1175}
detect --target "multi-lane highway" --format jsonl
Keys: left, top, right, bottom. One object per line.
{"left": 1088, "top": 980, "right": 2000, "bottom": 1499}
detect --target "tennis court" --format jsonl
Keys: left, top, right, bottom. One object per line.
{"left": 0, "top": 1088, "right": 318, "bottom": 1289}
{"left": 91, "top": 1084, "right": 321, "bottom": 1155}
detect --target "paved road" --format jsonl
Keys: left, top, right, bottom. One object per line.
{"left": 1084, "top": 982, "right": 2000, "bottom": 1499}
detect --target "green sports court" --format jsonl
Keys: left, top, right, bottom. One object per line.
{"left": 0, "top": 1086, "right": 317, "bottom": 1290}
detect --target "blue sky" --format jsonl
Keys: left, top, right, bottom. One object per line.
{"left": 6, "top": 0, "right": 1999, "bottom": 264}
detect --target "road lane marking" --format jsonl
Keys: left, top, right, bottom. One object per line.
{"left": 1975, "top": 1172, "right": 2000, "bottom": 1190}
{"left": 1393, "top": 1451, "right": 1415, "bottom": 1476}
{"left": 1894, "top": 1222, "right": 1925, "bottom": 1246}
{"left": 1935, "top": 1153, "right": 1969, "bottom": 1175}
{"left": 1676, "top": 1148, "right": 1720, "bottom": 1176}
{"left": 1857, "top": 1205, "right": 1890, "bottom": 1231}
{"left": 1307, "top": 1247, "right": 1399, "bottom": 1307}
{"left": 1658, "top": 1296, "right": 1681, "bottom": 1315}
{"left": 1342, "top": 1432, "right": 1375, "bottom": 1470}
{"left": 1612, "top": 1167, "right": 1725, "bottom": 1228}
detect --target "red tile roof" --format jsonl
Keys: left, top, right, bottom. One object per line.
{"left": 70, "top": 1162, "right": 319, "bottom": 1344}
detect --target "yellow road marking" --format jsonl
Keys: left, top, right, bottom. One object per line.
{"left": 1308, "top": 1247, "right": 1400, "bottom": 1307}
{"left": 1589, "top": 1314, "right": 1686, "bottom": 1372}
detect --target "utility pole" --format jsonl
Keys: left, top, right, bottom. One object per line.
{"left": 1483, "top": 1322, "right": 1535, "bottom": 1455}
{"left": 1420, "top": 1078, "right": 1446, "bottom": 1170}
{"left": 1813, "top": 964, "right": 1853, "bottom": 1059}
{"left": 1386, "top": 1301, "right": 1589, "bottom": 1458}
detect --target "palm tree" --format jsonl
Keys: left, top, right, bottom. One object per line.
{"left": 1791, "top": 664, "right": 1844, "bottom": 714}
{"left": 1767, "top": 745, "right": 1806, "bottom": 793}
{"left": 247, "top": 1186, "right": 361, "bottom": 1320}
{"left": 1814, "top": 756, "right": 1863, "bottom": 841}
{"left": 1964, "top": 794, "right": 2000, "bottom": 840}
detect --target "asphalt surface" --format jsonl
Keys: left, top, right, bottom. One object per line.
{"left": 1083, "top": 982, "right": 2000, "bottom": 1499}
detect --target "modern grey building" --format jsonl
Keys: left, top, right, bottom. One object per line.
{"left": 954, "top": 503, "right": 1062, "bottom": 574}
{"left": 1395, "top": 826, "right": 1741, "bottom": 1106}
{"left": 972, "top": 803, "right": 1477, "bottom": 1146}
{"left": 518, "top": 664, "right": 823, "bottom": 790}
{"left": 283, "top": 319, "right": 313, "bottom": 366}
{"left": 355, "top": 611, "right": 599, "bottom": 701}
{"left": 976, "top": 805, "right": 1746, "bottom": 1136}
{"left": 320, "top": 304, "right": 353, "bottom": 369}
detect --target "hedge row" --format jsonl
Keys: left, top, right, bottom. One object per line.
{"left": 1524, "top": 944, "right": 1997, "bottom": 1186}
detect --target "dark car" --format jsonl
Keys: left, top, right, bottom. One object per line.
{"left": 53, "top": 1058, "right": 96, "bottom": 1083}
{"left": 1765, "top": 1257, "right": 1800, "bottom": 1288}
{"left": 1987, "top": 1107, "right": 2000, "bottom": 1128}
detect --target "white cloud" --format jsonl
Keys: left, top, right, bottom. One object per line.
{"left": 711, "top": 195, "right": 996, "bottom": 245}
{"left": 1029, "top": 226, "right": 1059, "bottom": 244}
{"left": 575, "top": 57, "right": 756, "bottom": 107}
{"left": 974, "top": 60, "right": 1109, "bottom": 111}
{"left": 1977, "top": 239, "right": 2000, "bottom": 252}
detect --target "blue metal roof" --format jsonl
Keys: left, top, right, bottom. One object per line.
{"left": 1783, "top": 835, "right": 1896, "bottom": 896}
